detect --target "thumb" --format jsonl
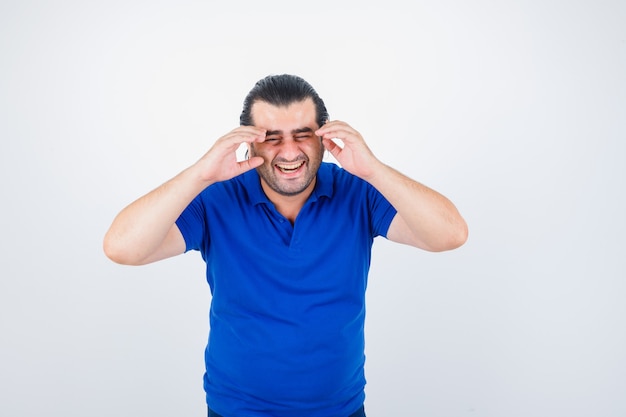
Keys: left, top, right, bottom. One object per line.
{"left": 323, "top": 139, "right": 342, "bottom": 158}
{"left": 237, "top": 156, "right": 264, "bottom": 172}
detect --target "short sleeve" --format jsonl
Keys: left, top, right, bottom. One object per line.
{"left": 175, "top": 194, "right": 208, "bottom": 253}
{"left": 367, "top": 184, "right": 397, "bottom": 238}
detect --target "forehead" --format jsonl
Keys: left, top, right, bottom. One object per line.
{"left": 250, "top": 98, "right": 318, "bottom": 130}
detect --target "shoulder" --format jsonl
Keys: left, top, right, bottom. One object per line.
{"left": 322, "top": 163, "right": 376, "bottom": 197}
{"left": 198, "top": 170, "right": 260, "bottom": 207}
{"left": 319, "top": 162, "right": 366, "bottom": 188}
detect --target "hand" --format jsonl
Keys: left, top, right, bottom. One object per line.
{"left": 316, "top": 121, "right": 381, "bottom": 180}
{"left": 194, "top": 126, "right": 266, "bottom": 183}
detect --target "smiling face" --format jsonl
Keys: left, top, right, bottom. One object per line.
{"left": 249, "top": 98, "right": 324, "bottom": 198}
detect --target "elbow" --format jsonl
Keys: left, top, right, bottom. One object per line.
{"left": 449, "top": 221, "right": 469, "bottom": 250}
{"left": 428, "top": 220, "right": 469, "bottom": 252}
{"left": 103, "top": 238, "right": 127, "bottom": 265}
{"left": 103, "top": 232, "right": 141, "bottom": 266}
{"left": 447, "top": 220, "right": 469, "bottom": 251}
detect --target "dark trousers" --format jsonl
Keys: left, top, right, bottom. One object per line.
{"left": 208, "top": 404, "right": 366, "bottom": 417}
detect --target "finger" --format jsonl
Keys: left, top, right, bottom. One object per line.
{"left": 316, "top": 121, "right": 357, "bottom": 137}
{"left": 317, "top": 127, "right": 358, "bottom": 143}
{"left": 316, "top": 120, "right": 345, "bottom": 135}
{"left": 234, "top": 125, "right": 267, "bottom": 136}
{"left": 220, "top": 128, "right": 266, "bottom": 150}
{"left": 319, "top": 119, "right": 347, "bottom": 128}
{"left": 234, "top": 127, "right": 267, "bottom": 142}
{"left": 322, "top": 138, "right": 343, "bottom": 158}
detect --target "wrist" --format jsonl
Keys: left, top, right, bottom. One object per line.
{"left": 359, "top": 158, "right": 387, "bottom": 184}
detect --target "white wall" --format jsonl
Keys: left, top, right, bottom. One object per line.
{"left": 1, "top": 1, "right": 624, "bottom": 416}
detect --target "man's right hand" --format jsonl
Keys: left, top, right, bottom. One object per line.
{"left": 193, "top": 126, "right": 267, "bottom": 184}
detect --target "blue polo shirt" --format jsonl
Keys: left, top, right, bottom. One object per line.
{"left": 176, "top": 162, "right": 397, "bottom": 417}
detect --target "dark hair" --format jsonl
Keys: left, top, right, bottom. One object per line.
{"left": 240, "top": 74, "right": 329, "bottom": 128}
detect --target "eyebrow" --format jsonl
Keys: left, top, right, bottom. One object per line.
{"left": 265, "top": 127, "right": 315, "bottom": 136}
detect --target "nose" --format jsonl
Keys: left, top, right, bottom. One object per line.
{"left": 277, "top": 137, "right": 304, "bottom": 161}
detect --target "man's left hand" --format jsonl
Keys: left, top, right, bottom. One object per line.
{"left": 316, "top": 120, "right": 381, "bottom": 181}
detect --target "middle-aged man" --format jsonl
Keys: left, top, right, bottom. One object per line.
{"left": 104, "top": 74, "right": 468, "bottom": 417}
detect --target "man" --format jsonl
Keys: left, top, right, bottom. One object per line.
{"left": 104, "top": 74, "right": 468, "bottom": 417}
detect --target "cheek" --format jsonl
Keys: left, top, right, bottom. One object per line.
{"left": 308, "top": 141, "right": 325, "bottom": 157}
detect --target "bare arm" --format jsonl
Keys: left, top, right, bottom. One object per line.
{"left": 103, "top": 126, "right": 267, "bottom": 265}
{"left": 316, "top": 121, "right": 468, "bottom": 252}
{"left": 364, "top": 164, "right": 468, "bottom": 251}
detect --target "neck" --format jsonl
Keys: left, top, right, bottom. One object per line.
{"left": 260, "top": 178, "right": 316, "bottom": 224}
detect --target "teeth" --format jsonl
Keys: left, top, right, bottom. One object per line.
{"left": 276, "top": 161, "right": 304, "bottom": 171}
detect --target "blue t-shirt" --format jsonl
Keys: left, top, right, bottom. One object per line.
{"left": 176, "top": 162, "right": 397, "bottom": 417}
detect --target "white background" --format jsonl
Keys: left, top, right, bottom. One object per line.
{"left": 1, "top": 1, "right": 624, "bottom": 416}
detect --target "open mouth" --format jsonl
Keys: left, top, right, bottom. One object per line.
{"left": 275, "top": 161, "right": 305, "bottom": 174}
